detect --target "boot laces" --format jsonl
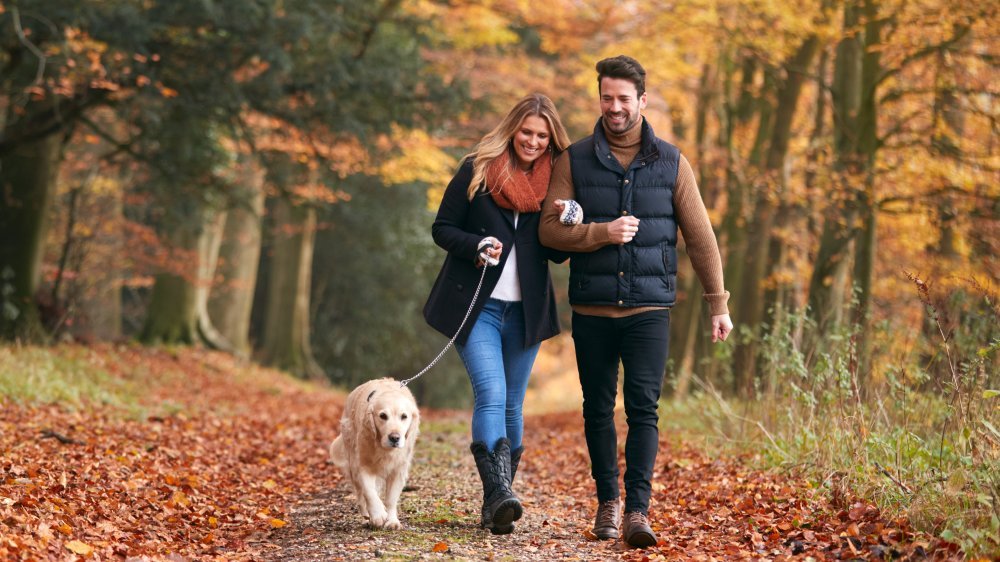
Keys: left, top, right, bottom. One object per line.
{"left": 596, "top": 499, "right": 620, "bottom": 527}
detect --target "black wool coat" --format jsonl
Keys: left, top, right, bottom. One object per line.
{"left": 423, "top": 159, "right": 566, "bottom": 347}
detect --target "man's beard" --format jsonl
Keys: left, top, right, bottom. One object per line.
{"left": 603, "top": 112, "right": 639, "bottom": 133}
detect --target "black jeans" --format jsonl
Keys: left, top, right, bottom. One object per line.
{"left": 572, "top": 309, "right": 670, "bottom": 515}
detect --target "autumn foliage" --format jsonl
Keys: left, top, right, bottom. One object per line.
{"left": 1, "top": 345, "right": 342, "bottom": 559}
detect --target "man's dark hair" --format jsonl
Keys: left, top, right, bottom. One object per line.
{"left": 596, "top": 55, "right": 646, "bottom": 97}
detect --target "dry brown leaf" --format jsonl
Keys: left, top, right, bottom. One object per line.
{"left": 65, "top": 540, "right": 93, "bottom": 555}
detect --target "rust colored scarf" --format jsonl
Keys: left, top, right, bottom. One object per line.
{"left": 484, "top": 149, "right": 551, "bottom": 213}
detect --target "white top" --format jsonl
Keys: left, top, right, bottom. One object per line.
{"left": 490, "top": 212, "right": 521, "bottom": 302}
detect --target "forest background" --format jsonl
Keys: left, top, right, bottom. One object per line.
{"left": 0, "top": 0, "right": 997, "bottom": 555}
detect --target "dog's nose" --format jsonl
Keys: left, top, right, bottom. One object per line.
{"left": 388, "top": 433, "right": 401, "bottom": 446}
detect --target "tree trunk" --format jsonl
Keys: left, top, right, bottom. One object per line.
{"left": 139, "top": 214, "right": 203, "bottom": 345}
{"left": 671, "top": 271, "right": 704, "bottom": 400}
{"left": 850, "top": 0, "right": 883, "bottom": 385}
{"left": 259, "top": 196, "right": 324, "bottom": 379}
{"left": 732, "top": 35, "right": 821, "bottom": 396}
{"left": 208, "top": 159, "right": 265, "bottom": 356}
{"left": 0, "top": 130, "right": 63, "bottom": 341}
{"left": 807, "top": 1, "right": 864, "bottom": 342}
{"left": 195, "top": 210, "right": 233, "bottom": 351}
{"left": 669, "top": 61, "right": 719, "bottom": 397}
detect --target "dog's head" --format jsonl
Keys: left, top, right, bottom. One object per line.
{"left": 366, "top": 389, "right": 419, "bottom": 450}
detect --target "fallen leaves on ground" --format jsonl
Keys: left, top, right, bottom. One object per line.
{"left": 1, "top": 344, "right": 969, "bottom": 560}
{"left": 524, "top": 411, "right": 965, "bottom": 561}
{"left": 1, "top": 344, "right": 343, "bottom": 560}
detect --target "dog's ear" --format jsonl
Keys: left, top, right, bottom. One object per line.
{"left": 405, "top": 407, "right": 420, "bottom": 441}
{"left": 366, "top": 402, "right": 381, "bottom": 440}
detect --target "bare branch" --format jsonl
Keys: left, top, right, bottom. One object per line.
{"left": 876, "top": 26, "right": 972, "bottom": 87}
{"left": 10, "top": 7, "right": 49, "bottom": 86}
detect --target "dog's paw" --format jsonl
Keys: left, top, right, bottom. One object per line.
{"left": 383, "top": 516, "right": 402, "bottom": 530}
{"left": 368, "top": 509, "right": 389, "bottom": 528}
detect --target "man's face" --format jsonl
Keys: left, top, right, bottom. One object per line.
{"left": 599, "top": 77, "right": 646, "bottom": 134}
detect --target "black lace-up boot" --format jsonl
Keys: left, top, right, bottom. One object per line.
{"left": 470, "top": 438, "right": 523, "bottom": 534}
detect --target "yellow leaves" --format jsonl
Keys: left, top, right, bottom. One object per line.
{"left": 168, "top": 490, "right": 191, "bottom": 508}
{"left": 377, "top": 126, "right": 457, "bottom": 194}
{"left": 438, "top": 4, "right": 520, "bottom": 50}
{"left": 269, "top": 518, "right": 287, "bottom": 528}
{"left": 65, "top": 540, "right": 93, "bottom": 555}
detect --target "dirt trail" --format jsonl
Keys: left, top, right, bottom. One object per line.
{"left": 261, "top": 410, "right": 956, "bottom": 561}
{"left": 260, "top": 411, "right": 622, "bottom": 561}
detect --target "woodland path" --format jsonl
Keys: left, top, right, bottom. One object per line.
{"left": 0, "top": 346, "right": 960, "bottom": 561}
{"left": 261, "top": 410, "right": 956, "bottom": 562}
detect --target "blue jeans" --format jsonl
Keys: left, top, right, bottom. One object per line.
{"left": 456, "top": 299, "right": 540, "bottom": 452}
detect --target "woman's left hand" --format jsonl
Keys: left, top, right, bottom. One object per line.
{"left": 476, "top": 237, "right": 503, "bottom": 267}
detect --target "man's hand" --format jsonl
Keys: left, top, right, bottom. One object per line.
{"left": 607, "top": 216, "right": 640, "bottom": 245}
{"left": 710, "top": 314, "right": 733, "bottom": 343}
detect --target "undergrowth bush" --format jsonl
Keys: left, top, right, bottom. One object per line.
{"left": 662, "top": 275, "right": 999, "bottom": 557}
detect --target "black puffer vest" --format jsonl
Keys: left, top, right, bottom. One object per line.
{"left": 568, "top": 118, "right": 680, "bottom": 307}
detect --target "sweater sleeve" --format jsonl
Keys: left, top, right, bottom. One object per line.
{"left": 538, "top": 152, "right": 612, "bottom": 252}
{"left": 673, "top": 154, "right": 730, "bottom": 316}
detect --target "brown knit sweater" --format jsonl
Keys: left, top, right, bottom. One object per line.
{"left": 539, "top": 119, "right": 730, "bottom": 317}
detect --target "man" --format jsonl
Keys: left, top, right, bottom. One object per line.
{"left": 539, "top": 55, "right": 733, "bottom": 548}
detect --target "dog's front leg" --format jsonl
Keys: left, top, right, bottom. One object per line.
{"left": 382, "top": 467, "right": 408, "bottom": 530}
{"left": 357, "top": 470, "right": 389, "bottom": 528}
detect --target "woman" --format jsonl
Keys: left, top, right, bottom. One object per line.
{"left": 423, "top": 93, "right": 570, "bottom": 534}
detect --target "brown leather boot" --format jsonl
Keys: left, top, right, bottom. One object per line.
{"left": 622, "top": 511, "right": 657, "bottom": 547}
{"left": 592, "top": 498, "right": 621, "bottom": 540}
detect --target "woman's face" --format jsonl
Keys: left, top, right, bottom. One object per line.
{"left": 512, "top": 115, "right": 551, "bottom": 170}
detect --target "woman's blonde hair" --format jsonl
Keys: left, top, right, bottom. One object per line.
{"left": 463, "top": 93, "right": 571, "bottom": 200}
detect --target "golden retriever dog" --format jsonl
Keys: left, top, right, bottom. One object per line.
{"left": 329, "top": 377, "right": 420, "bottom": 529}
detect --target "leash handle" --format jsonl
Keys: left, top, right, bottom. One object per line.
{"left": 400, "top": 259, "right": 492, "bottom": 388}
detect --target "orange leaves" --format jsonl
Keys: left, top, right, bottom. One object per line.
{"left": 431, "top": 541, "right": 449, "bottom": 552}
{"left": 0, "top": 344, "right": 348, "bottom": 560}
{"left": 64, "top": 540, "right": 93, "bottom": 555}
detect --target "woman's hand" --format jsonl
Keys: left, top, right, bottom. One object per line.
{"left": 476, "top": 237, "right": 503, "bottom": 267}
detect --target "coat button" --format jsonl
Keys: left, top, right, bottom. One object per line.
{"left": 622, "top": 210, "right": 629, "bottom": 216}
{"left": 619, "top": 271, "right": 624, "bottom": 277}
{"left": 480, "top": 228, "right": 486, "bottom": 233}
{"left": 457, "top": 284, "right": 464, "bottom": 291}
{"left": 624, "top": 179, "right": 630, "bottom": 184}
{"left": 618, "top": 300, "right": 624, "bottom": 305}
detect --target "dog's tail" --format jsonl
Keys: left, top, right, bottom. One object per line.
{"left": 328, "top": 435, "right": 346, "bottom": 468}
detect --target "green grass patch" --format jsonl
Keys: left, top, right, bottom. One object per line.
{"left": 0, "top": 344, "right": 141, "bottom": 412}
{"left": 660, "top": 316, "right": 1000, "bottom": 561}
{"left": 660, "top": 390, "right": 999, "bottom": 557}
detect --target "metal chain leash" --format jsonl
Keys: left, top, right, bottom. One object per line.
{"left": 399, "top": 261, "right": 491, "bottom": 388}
